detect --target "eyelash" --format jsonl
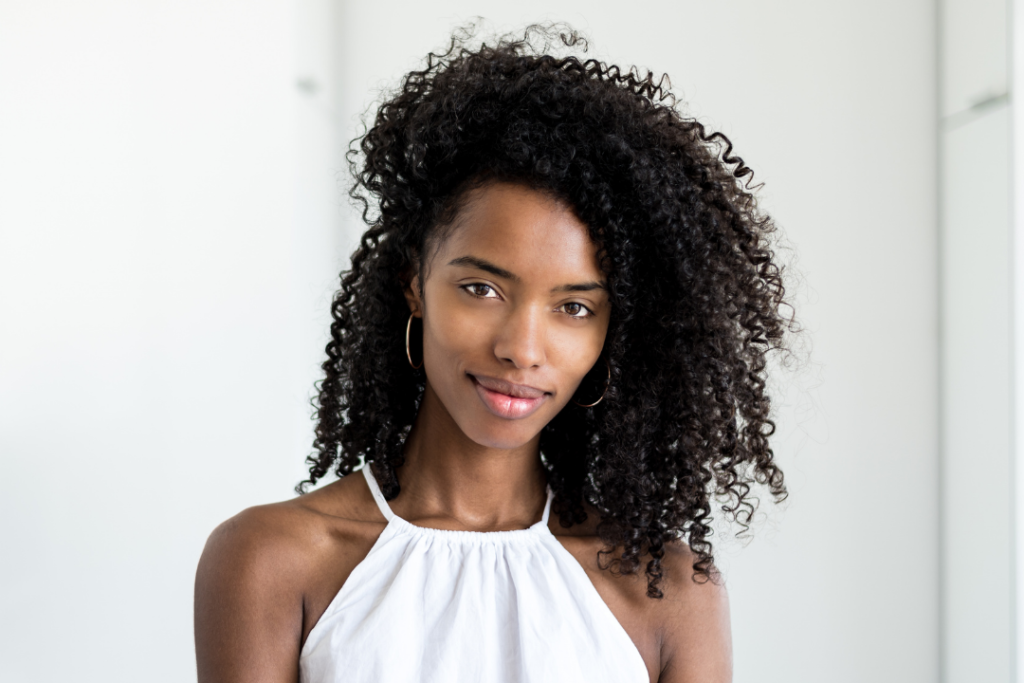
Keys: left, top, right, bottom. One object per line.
{"left": 460, "top": 283, "right": 594, "bottom": 319}
{"left": 462, "top": 283, "right": 499, "bottom": 299}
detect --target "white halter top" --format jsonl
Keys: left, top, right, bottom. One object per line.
{"left": 299, "top": 466, "right": 650, "bottom": 683}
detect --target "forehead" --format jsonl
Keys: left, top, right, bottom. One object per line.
{"left": 432, "top": 183, "right": 602, "bottom": 278}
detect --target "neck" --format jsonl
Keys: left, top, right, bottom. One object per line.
{"left": 391, "top": 383, "right": 548, "bottom": 531}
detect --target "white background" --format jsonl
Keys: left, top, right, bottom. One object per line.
{"left": 0, "top": 0, "right": 970, "bottom": 681}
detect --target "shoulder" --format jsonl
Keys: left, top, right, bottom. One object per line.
{"left": 193, "top": 502, "right": 323, "bottom": 682}
{"left": 198, "top": 502, "right": 320, "bottom": 586}
{"left": 197, "top": 473, "right": 384, "bottom": 590}
{"left": 652, "top": 540, "right": 732, "bottom": 683}
{"left": 194, "top": 473, "right": 386, "bottom": 681}
{"left": 552, "top": 510, "right": 731, "bottom": 683}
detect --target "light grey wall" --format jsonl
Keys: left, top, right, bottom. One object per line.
{"left": 1017, "top": 2, "right": 1024, "bottom": 675}
{"left": 0, "top": 1, "right": 940, "bottom": 681}
{"left": 940, "top": 106, "right": 1012, "bottom": 683}
{"left": 0, "top": 0, "right": 346, "bottom": 680}
{"left": 938, "top": 0, "right": 1014, "bottom": 681}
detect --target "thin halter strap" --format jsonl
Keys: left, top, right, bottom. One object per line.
{"left": 362, "top": 465, "right": 395, "bottom": 522}
{"left": 362, "top": 465, "right": 555, "bottom": 529}
{"left": 540, "top": 487, "right": 554, "bottom": 526}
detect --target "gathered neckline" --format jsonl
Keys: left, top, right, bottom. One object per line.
{"left": 361, "top": 466, "right": 555, "bottom": 542}
{"left": 299, "top": 465, "right": 652, "bottom": 682}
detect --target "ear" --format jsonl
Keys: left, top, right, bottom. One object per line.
{"left": 402, "top": 263, "right": 423, "bottom": 317}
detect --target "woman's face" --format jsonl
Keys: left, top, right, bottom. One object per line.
{"left": 408, "top": 182, "right": 610, "bottom": 451}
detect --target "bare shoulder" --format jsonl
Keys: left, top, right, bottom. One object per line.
{"left": 551, "top": 507, "right": 731, "bottom": 683}
{"left": 201, "top": 499, "right": 319, "bottom": 570}
{"left": 195, "top": 502, "right": 319, "bottom": 617}
{"left": 194, "top": 473, "right": 385, "bottom": 682}
{"left": 197, "top": 473, "right": 382, "bottom": 584}
{"left": 651, "top": 540, "right": 732, "bottom": 683}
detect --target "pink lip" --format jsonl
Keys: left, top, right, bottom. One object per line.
{"left": 469, "top": 374, "right": 550, "bottom": 420}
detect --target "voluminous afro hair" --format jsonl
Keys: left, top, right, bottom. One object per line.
{"left": 301, "top": 25, "right": 790, "bottom": 597}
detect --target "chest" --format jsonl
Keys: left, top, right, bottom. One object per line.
{"left": 299, "top": 520, "right": 658, "bottom": 682}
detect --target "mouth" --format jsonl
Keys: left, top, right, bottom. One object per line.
{"left": 469, "top": 373, "right": 551, "bottom": 420}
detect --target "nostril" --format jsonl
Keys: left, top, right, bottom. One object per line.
{"left": 493, "top": 317, "right": 548, "bottom": 368}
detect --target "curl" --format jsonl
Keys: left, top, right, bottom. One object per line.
{"left": 299, "top": 24, "right": 793, "bottom": 595}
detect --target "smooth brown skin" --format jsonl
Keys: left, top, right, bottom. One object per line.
{"left": 194, "top": 183, "right": 732, "bottom": 682}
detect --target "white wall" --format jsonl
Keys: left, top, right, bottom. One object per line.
{"left": 1017, "top": 2, "right": 1024, "bottom": 678}
{"left": 0, "top": 1, "right": 345, "bottom": 681}
{"left": 940, "top": 106, "right": 1012, "bottom": 683}
{"left": 939, "top": 0, "right": 1014, "bottom": 681}
{"left": 0, "top": 1, "right": 940, "bottom": 682}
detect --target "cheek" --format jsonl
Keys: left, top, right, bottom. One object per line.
{"left": 561, "top": 319, "right": 606, "bottom": 362}
{"left": 421, "top": 292, "right": 492, "bottom": 378}
{"left": 548, "top": 325, "right": 608, "bottom": 395}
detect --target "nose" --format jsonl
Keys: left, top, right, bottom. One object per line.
{"left": 493, "top": 303, "right": 547, "bottom": 369}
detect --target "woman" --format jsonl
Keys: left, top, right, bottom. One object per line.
{"left": 195, "top": 26, "right": 789, "bottom": 683}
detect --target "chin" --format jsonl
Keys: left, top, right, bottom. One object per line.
{"left": 461, "top": 418, "right": 543, "bottom": 451}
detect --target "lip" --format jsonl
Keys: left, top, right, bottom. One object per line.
{"left": 469, "top": 374, "right": 550, "bottom": 420}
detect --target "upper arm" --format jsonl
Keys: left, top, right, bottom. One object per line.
{"left": 194, "top": 507, "right": 309, "bottom": 683}
{"left": 657, "top": 547, "right": 733, "bottom": 683}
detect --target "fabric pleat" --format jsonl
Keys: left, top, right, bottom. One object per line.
{"left": 299, "top": 466, "right": 649, "bottom": 683}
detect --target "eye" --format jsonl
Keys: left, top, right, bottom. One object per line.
{"left": 560, "top": 302, "right": 593, "bottom": 319}
{"left": 461, "top": 283, "right": 500, "bottom": 299}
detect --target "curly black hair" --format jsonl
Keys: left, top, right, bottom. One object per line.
{"left": 299, "top": 25, "right": 790, "bottom": 597}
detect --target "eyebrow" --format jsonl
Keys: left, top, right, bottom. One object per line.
{"left": 447, "top": 256, "right": 518, "bottom": 282}
{"left": 447, "top": 255, "right": 607, "bottom": 293}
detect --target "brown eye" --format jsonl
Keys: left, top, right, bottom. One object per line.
{"left": 462, "top": 283, "right": 499, "bottom": 298}
{"left": 561, "top": 302, "right": 592, "bottom": 319}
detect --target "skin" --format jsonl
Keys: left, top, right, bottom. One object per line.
{"left": 194, "top": 182, "right": 732, "bottom": 683}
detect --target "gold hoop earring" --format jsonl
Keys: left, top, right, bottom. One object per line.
{"left": 405, "top": 314, "right": 423, "bottom": 370}
{"left": 573, "top": 360, "right": 610, "bottom": 408}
